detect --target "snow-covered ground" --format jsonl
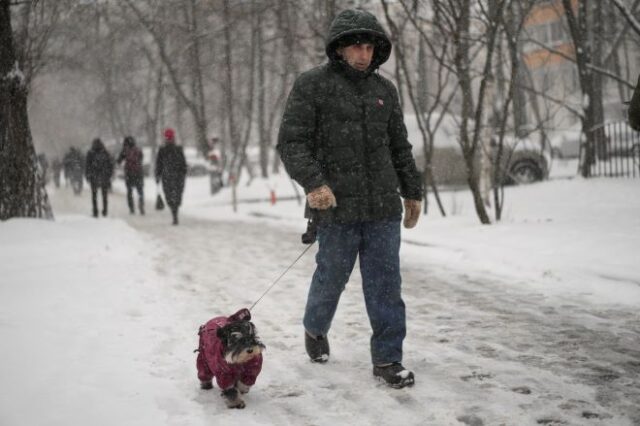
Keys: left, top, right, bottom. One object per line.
{"left": 1, "top": 163, "right": 639, "bottom": 426}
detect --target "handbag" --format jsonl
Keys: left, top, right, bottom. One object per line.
{"left": 156, "top": 182, "right": 165, "bottom": 210}
{"left": 156, "top": 194, "right": 165, "bottom": 210}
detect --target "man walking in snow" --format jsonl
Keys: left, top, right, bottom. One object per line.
{"left": 277, "top": 9, "right": 422, "bottom": 388}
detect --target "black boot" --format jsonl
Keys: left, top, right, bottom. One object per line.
{"left": 305, "top": 331, "right": 329, "bottom": 363}
{"left": 373, "top": 363, "right": 415, "bottom": 388}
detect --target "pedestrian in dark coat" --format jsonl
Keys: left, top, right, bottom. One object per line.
{"left": 276, "top": 9, "right": 422, "bottom": 388}
{"left": 85, "top": 138, "right": 114, "bottom": 217}
{"left": 155, "top": 128, "right": 187, "bottom": 225}
{"left": 628, "top": 73, "right": 640, "bottom": 131}
{"left": 117, "top": 136, "right": 145, "bottom": 215}
{"left": 63, "top": 146, "right": 84, "bottom": 194}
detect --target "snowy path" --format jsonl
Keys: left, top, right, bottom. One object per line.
{"left": 49, "top": 187, "right": 640, "bottom": 426}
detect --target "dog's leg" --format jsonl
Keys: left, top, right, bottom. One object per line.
{"left": 221, "top": 388, "right": 245, "bottom": 409}
{"left": 235, "top": 381, "right": 251, "bottom": 394}
{"left": 200, "top": 380, "right": 213, "bottom": 390}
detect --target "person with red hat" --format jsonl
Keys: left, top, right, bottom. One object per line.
{"left": 155, "top": 128, "right": 187, "bottom": 225}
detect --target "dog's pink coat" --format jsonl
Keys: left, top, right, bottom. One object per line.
{"left": 196, "top": 315, "right": 263, "bottom": 390}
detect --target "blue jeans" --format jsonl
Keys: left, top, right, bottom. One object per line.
{"left": 303, "top": 218, "right": 406, "bottom": 365}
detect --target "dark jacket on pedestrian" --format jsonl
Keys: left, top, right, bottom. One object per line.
{"left": 117, "top": 137, "right": 144, "bottom": 179}
{"left": 155, "top": 142, "right": 187, "bottom": 209}
{"left": 63, "top": 147, "right": 84, "bottom": 178}
{"left": 628, "top": 74, "right": 640, "bottom": 131}
{"left": 85, "top": 139, "right": 114, "bottom": 187}
{"left": 276, "top": 9, "right": 422, "bottom": 224}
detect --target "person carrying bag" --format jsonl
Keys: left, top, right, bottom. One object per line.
{"left": 155, "top": 182, "right": 165, "bottom": 211}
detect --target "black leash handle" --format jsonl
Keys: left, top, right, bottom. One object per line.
{"left": 249, "top": 242, "right": 316, "bottom": 311}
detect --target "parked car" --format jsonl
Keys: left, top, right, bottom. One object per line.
{"left": 549, "top": 127, "right": 582, "bottom": 159}
{"left": 407, "top": 114, "right": 549, "bottom": 186}
{"left": 184, "top": 146, "right": 215, "bottom": 177}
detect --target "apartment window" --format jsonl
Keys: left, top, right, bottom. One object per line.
{"left": 549, "top": 20, "right": 566, "bottom": 44}
{"left": 524, "top": 19, "right": 567, "bottom": 52}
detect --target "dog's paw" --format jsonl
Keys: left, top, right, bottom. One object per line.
{"left": 222, "top": 388, "right": 245, "bottom": 409}
{"left": 235, "top": 381, "right": 251, "bottom": 394}
{"left": 231, "top": 400, "right": 246, "bottom": 409}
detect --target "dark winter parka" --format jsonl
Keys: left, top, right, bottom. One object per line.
{"left": 63, "top": 147, "right": 84, "bottom": 179}
{"left": 276, "top": 9, "right": 422, "bottom": 224}
{"left": 155, "top": 143, "right": 187, "bottom": 209}
{"left": 628, "top": 74, "right": 640, "bottom": 131}
{"left": 117, "top": 137, "right": 144, "bottom": 180}
{"left": 85, "top": 139, "right": 114, "bottom": 187}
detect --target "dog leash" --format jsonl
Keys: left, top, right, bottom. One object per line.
{"left": 249, "top": 242, "right": 316, "bottom": 311}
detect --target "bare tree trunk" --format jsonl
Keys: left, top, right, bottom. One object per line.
{"left": 271, "top": 0, "right": 299, "bottom": 174}
{"left": 186, "top": 0, "right": 209, "bottom": 155}
{"left": 562, "top": 0, "right": 606, "bottom": 177}
{"left": 256, "top": 1, "right": 268, "bottom": 178}
{"left": 124, "top": 0, "right": 208, "bottom": 152}
{"left": 479, "top": 74, "right": 495, "bottom": 209}
{"left": 141, "top": 50, "right": 164, "bottom": 175}
{"left": 417, "top": 35, "right": 429, "bottom": 114}
{"left": 222, "top": 0, "right": 241, "bottom": 180}
{"left": 394, "top": 0, "right": 464, "bottom": 217}
{"left": 235, "top": 0, "right": 259, "bottom": 183}
{"left": 494, "top": 1, "right": 531, "bottom": 222}
{"left": 0, "top": 0, "right": 52, "bottom": 220}
{"left": 446, "top": 0, "right": 495, "bottom": 224}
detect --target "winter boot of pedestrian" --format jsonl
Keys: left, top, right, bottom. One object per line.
{"left": 172, "top": 209, "right": 179, "bottom": 225}
{"left": 139, "top": 200, "right": 145, "bottom": 216}
{"left": 373, "top": 363, "right": 415, "bottom": 389}
{"left": 305, "top": 331, "right": 329, "bottom": 363}
{"left": 200, "top": 380, "right": 213, "bottom": 390}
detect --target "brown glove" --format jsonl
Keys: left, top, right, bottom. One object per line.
{"left": 403, "top": 199, "right": 421, "bottom": 229}
{"left": 307, "top": 185, "right": 337, "bottom": 210}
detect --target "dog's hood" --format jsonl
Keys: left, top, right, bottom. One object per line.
{"left": 228, "top": 308, "right": 251, "bottom": 323}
